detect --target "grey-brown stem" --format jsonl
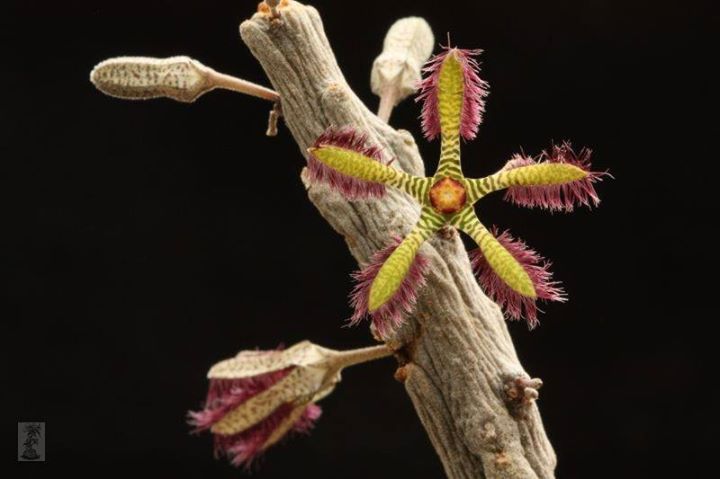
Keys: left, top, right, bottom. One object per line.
{"left": 239, "top": 2, "right": 556, "bottom": 477}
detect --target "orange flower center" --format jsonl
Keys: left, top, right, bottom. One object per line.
{"left": 429, "top": 177, "right": 467, "bottom": 214}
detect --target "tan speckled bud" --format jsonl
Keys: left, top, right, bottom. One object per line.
{"left": 90, "top": 56, "right": 279, "bottom": 103}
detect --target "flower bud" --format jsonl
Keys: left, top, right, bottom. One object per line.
{"left": 90, "top": 56, "right": 278, "bottom": 103}
{"left": 189, "top": 341, "right": 390, "bottom": 467}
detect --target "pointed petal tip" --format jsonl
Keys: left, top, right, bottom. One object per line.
{"left": 519, "top": 282, "right": 538, "bottom": 299}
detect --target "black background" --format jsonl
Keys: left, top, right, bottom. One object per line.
{"left": 5, "top": 0, "right": 716, "bottom": 477}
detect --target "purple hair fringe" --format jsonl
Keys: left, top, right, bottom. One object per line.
{"left": 417, "top": 47, "right": 489, "bottom": 141}
{"left": 470, "top": 228, "right": 566, "bottom": 328}
{"left": 349, "top": 236, "right": 430, "bottom": 338}
{"left": 307, "top": 127, "right": 388, "bottom": 199}
{"left": 504, "top": 143, "right": 610, "bottom": 212}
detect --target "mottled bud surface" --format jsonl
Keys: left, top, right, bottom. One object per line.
{"left": 90, "top": 56, "right": 209, "bottom": 102}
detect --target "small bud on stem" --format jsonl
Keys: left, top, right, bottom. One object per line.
{"left": 371, "top": 17, "right": 434, "bottom": 122}
{"left": 90, "top": 56, "right": 279, "bottom": 103}
{"left": 503, "top": 375, "right": 544, "bottom": 419}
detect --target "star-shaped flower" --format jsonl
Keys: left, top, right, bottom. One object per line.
{"left": 307, "top": 47, "right": 608, "bottom": 336}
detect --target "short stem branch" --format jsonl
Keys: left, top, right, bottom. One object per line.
{"left": 206, "top": 70, "right": 280, "bottom": 102}
{"left": 331, "top": 344, "right": 393, "bottom": 370}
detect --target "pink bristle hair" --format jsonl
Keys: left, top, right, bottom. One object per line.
{"left": 212, "top": 403, "right": 321, "bottom": 469}
{"left": 470, "top": 228, "right": 566, "bottom": 328}
{"left": 416, "top": 47, "right": 489, "bottom": 141}
{"left": 349, "top": 236, "right": 430, "bottom": 338}
{"left": 307, "top": 127, "right": 389, "bottom": 199}
{"left": 188, "top": 351, "right": 321, "bottom": 469}
{"left": 503, "top": 143, "right": 611, "bottom": 212}
{"left": 187, "top": 366, "right": 294, "bottom": 431}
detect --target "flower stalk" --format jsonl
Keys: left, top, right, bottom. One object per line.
{"left": 203, "top": 68, "right": 279, "bottom": 102}
{"left": 324, "top": 344, "right": 393, "bottom": 370}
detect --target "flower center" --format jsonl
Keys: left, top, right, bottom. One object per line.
{"left": 429, "top": 177, "right": 467, "bottom": 214}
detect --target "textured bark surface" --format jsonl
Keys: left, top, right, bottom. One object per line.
{"left": 240, "top": 2, "right": 556, "bottom": 477}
